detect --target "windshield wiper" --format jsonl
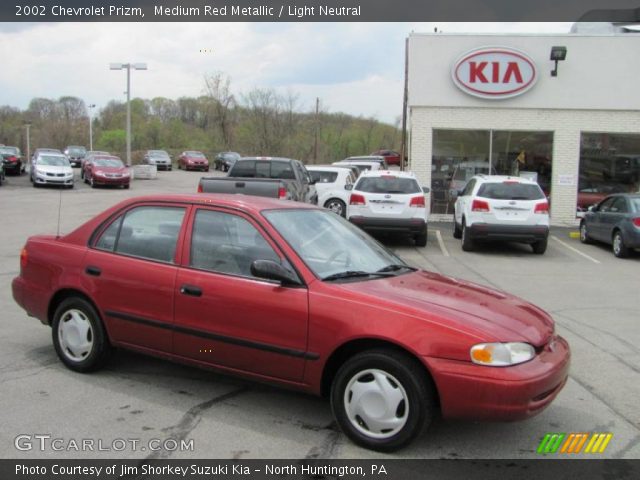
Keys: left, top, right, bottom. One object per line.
{"left": 376, "top": 264, "right": 418, "bottom": 273}
{"left": 322, "top": 270, "right": 396, "bottom": 282}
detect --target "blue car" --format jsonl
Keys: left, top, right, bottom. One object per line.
{"left": 580, "top": 193, "right": 640, "bottom": 258}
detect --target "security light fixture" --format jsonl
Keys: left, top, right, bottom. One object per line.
{"left": 550, "top": 46, "right": 567, "bottom": 77}
{"left": 109, "top": 62, "right": 148, "bottom": 165}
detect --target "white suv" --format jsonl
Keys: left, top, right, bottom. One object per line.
{"left": 347, "top": 170, "right": 429, "bottom": 246}
{"left": 453, "top": 175, "right": 549, "bottom": 254}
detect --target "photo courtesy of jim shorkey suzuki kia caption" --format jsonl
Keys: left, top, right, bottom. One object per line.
{"left": 15, "top": 463, "right": 383, "bottom": 477}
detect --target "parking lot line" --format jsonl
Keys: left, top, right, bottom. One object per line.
{"left": 433, "top": 229, "right": 450, "bottom": 257}
{"left": 550, "top": 235, "right": 601, "bottom": 264}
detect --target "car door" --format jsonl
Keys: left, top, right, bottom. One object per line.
{"left": 173, "top": 207, "right": 310, "bottom": 382}
{"left": 589, "top": 196, "right": 616, "bottom": 242}
{"left": 600, "top": 196, "right": 628, "bottom": 243}
{"left": 84, "top": 204, "right": 188, "bottom": 352}
{"left": 454, "top": 178, "right": 476, "bottom": 225}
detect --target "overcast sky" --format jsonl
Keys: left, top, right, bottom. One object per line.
{"left": 0, "top": 22, "right": 573, "bottom": 124}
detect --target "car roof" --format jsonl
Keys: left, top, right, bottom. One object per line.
{"left": 347, "top": 156, "right": 385, "bottom": 162}
{"left": 359, "top": 170, "right": 417, "bottom": 178}
{"left": 238, "top": 156, "right": 294, "bottom": 162}
{"left": 306, "top": 165, "right": 347, "bottom": 172}
{"left": 473, "top": 175, "right": 538, "bottom": 185}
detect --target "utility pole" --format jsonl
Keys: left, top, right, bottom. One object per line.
{"left": 24, "top": 123, "right": 31, "bottom": 164}
{"left": 313, "top": 97, "right": 320, "bottom": 163}
{"left": 88, "top": 104, "right": 96, "bottom": 151}
{"left": 399, "top": 37, "right": 409, "bottom": 172}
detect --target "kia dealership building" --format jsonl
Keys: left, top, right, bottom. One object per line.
{"left": 407, "top": 32, "right": 640, "bottom": 224}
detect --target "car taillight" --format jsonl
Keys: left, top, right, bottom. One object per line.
{"left": 409, "top": 196, "right": 425, "bottom": 208}
{"left": 8, "top": 156, "right": 17, "bottom": 162}
{"left": 632, "top": 217, "right": 640, "bottom": 227}
{"left": 471, "top": 199, "right": 490, "bottom": 212}
{"left": 20, "top": 247, "right": 27, "bottom": 269}
{"left": 197, "top": 183, "right": 203, "bottom": 193}
{"left": 278, "top": 187, "right": 287, "bottom": 199}
{"left": 350, "top": 193, "right": 366, "bottom": 205}
{"left": 534, "top": 202, "right": 549, "bottom": 214}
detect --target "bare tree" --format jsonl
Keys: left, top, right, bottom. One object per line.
{"left": 204, "top": 72, "right": 237, "bottom": 149}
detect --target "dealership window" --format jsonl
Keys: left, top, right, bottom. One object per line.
{"left": 431, "top": 129, "right": 553, "bottom": 214}
{"left": 577, "top": 133, "right": 640, "bottom": 215}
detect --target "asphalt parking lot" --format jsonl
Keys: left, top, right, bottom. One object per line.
{"left": 1, "top": 169, "right": 639, "bottom": 460}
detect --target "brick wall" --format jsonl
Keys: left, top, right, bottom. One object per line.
{"left": 409, "top": 107, "right": 640, "bottom": 225}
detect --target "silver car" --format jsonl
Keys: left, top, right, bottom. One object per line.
{"left": 31, "top": 153, "right": 74, "bottom": 188}
{"left": 143, "top": 150, "right": 172, "bottom": 171}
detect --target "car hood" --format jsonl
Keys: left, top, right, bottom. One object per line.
{"left": 36, "top": 165, "right": 72, "bottom": 174}
{"left": 338, "top": 270, "right": 554, "bottom": 346}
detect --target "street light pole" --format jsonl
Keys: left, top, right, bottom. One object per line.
{"left": 24, "top": 123, "right": 31, "bottom": 163}
{"left": 110, "top": 62, "right": 147, "bottom": 166}
{"left": 88, "top": 104, "right": 96, "bottom": 151}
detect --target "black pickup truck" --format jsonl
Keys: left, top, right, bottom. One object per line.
{"left": 198, "top": 157, "right": 318, "bottom": 204}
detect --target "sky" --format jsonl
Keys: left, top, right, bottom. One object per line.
{"left": 0, "top": 22, "right": 574, "bottom": 124}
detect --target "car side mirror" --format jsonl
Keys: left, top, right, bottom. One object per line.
{"left": 345, "top": 184, "right": 353, "bottom": 191}
{"left": 449, "top": 189, "right": 459, "bottom": 199}
{"left": 250, "top": 260, "right": 301, "bottom": 286}
{"left": 422, "top": 187, "right": 430, "bottom": 194}
{"left": 588, "top": 205, "right": 596, "bottom": 212}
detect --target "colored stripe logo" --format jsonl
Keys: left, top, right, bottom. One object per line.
{"left": 537, "top": 433, "right": 612, "bottom": 454}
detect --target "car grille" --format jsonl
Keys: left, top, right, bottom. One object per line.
{"left": 46, "top": 173, "right": 65, "bottom": 177}
{"left": 105, "top": 173, "right": 122, "bottom": 178}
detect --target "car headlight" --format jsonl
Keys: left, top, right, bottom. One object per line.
{"left": 470, "top": 342, "right": 535, "bottom": 366}
{"left": 36, "top": 168, "right": 46, "bottom": 175}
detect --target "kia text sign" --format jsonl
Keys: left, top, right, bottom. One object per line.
{"left": 452, "top": 47, "right": 537, "bottom": 99}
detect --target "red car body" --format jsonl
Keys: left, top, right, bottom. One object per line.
{"left": 82, "top": 156, "right": 130, "bottom": 188}
{"left": 12, "top": 194, "right": 569, "bottom": 448}
{"left": 178, "top": 151, "right": 209, "bottom": 171}
{"left": 371, "top": 149, "right": 401, "bottom": 166}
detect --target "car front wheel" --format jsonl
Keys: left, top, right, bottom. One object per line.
{"left": 612, "top": 231, "right": 629, "bottom": 258}
{"left": 52, "top": 297, "right": 112, "bottom": 372}
{"left": 331, "top": 349, "right": 435, "bottom": 452}
{"left": 579, "top": 222, "right": 591, "bottom": 244}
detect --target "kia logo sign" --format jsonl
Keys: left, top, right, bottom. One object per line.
{"left": 452, "top": 47, "right": 537, "bottom": 99}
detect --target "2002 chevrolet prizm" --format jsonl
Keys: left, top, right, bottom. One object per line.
{"left": 12, "top": 194, "right": 570, "bottom": 451}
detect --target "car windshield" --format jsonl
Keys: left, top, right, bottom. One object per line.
{"left": 149, "top": 150, "right": 169, "bottom": 158}
{"left": 222, "top": 152, "right": 240, "bottom": 160}
{"left": 477, "top": 182, "right": 545, "bottom": 200}
{"left": 94, "top": 158, "right": 124, "bottom": 168}
{"left": 356, "top": 176, "right": 420, "bottom": 194}
{"left": 0, "top": 147, "right": 19, "bottom": 155}
{"left": 264, "top": 209, "right": 409, "bottom": 281}
{"left": 186, "top": 151, "right": 205, "bottom": 158}
{"left": 39, "top": 155, "right": 69, "bottom": 166}
{"left": 67, "top": 147, "right": 85, "bottom": 155}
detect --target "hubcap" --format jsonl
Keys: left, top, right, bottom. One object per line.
{"left": 327, "top": 201, "right": 344, "bottom": 215}
{"left": 344, "top": 369, "right": 408, "bottom": 439}
{"left": 58, "top": 309, "right": 94, "bottom": 362}
{"left": 613, "top": 234, "right": 621, "bottom": 255}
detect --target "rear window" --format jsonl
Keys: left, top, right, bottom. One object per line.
{"left": 477, "top": 182, "right": 545, "bottom": 200}
{"left": 309, "top": 171, "right": 338, "bottom": 183}
{"left": 231, "top": 160, "right": 295, "bottom": 179}
{"left": 356, "top": 176, "right": 420, "bottom": 194}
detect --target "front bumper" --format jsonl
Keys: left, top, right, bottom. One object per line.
{"left": 349, "top": 216, "right": 426, "bottom": 234}
{"left": 92, "top": 175, "right": 130, "bottom": 186}
{"left": 469, "top": 223, "right": 549, "bottom": 243}
{"left": 425, "top": 335, "right": 570, "bottom": 421}
{"left": 34, "top": 174, "right": 74, "bottom": 186}
{"left": 3, "top": 161, "right": 21, "bottom": 173}
{"left": 186, "top": 163, "right": 208, "bottom": 171}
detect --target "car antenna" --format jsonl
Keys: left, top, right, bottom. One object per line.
{"left": 56, "top": 188, "right": 63, "bottom": 239}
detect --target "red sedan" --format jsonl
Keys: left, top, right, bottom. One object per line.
{"left": 12, "top": 194, "right": 569, "bottom": 451}
{"left": 83, "top": 156, "right": 130, "bottom": 189}
{"left": 178, "top": 151, "right": 209, "bottom": 171}
{"left": 371, "top": 149, "right": 402, "bottom": 166}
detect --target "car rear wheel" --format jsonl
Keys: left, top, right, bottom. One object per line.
{"left": 52, "top": 297, "right": 112, "bottom": 372}
{"left": 461, "top": 219, "right": 474, "bottom": 252}
{"left": 324, "top": 198, "right": 346, "bottom": 217}
{"left": 414, "top": 226, "right": 427, "bottom": 247}
{"left": 579, "top": 222, "right": 591, "bottom": 244}
{"left": 612, "top": 231, "right": 629, "bottom": 258}
{"left": 532, "top": 238, "right": 548, "bottom": 254}
{"left": 331, "top": 349, "right": 435, "bottom": 452}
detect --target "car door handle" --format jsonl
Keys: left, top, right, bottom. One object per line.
{"left": 180, "top": 284, "right": 202, "bottom": 297}
{"left": 85, "top": 266, "right": 101, "bottom": 277}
